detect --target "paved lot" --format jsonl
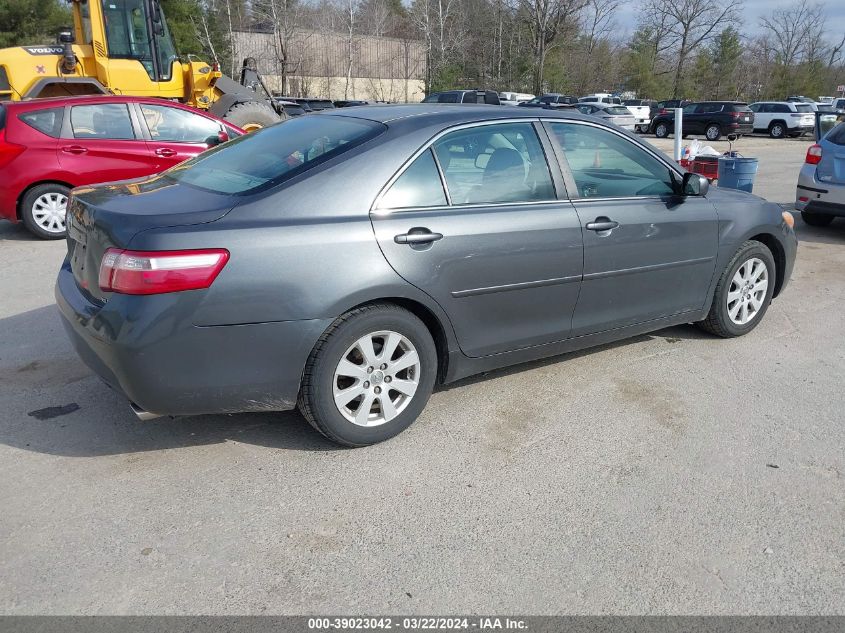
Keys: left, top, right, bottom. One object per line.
{"left": 1, "top": 136, "right": 843, "bottom": 614}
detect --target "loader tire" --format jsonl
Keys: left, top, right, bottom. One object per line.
{"left": 222, "top": 101, "right": 282, "bottom": 132}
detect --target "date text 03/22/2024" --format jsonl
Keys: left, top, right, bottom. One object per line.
{"left": 307, "top": 617, "right": 528, "bottom": 630}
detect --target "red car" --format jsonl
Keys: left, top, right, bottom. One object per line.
{"left": 0, "top": 95, "right": 244, "bottom": 239}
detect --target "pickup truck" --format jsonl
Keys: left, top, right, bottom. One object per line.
{"left": 622, "top": 99, "right": 655, "bottom": 133}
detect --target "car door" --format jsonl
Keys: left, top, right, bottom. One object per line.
{"left": 371, "top": 121, "right": 584, "bottom": 358}
{"left": 136, "top": 102, "right": 224, "bottom": 170}
{"left": 58, "top": 102, "right": 156, "bottom": 184}
{"left": 544, "top": 120, "right": 719, "bottom": 336}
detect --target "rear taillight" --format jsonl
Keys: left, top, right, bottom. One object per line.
{"left": 658, "top": 108, "right": 668, "bottom": 115}
{"left": 98, "top": 248, "right": 229, "bottom": 295}
{"left": 806, "top": 144, "right": 823, "bottom": 165}
{"left": 0, "top": 129, "right": 25, "bottom": 168}
{"left": 730, "top": 111, "right": 742, "bottom": 118}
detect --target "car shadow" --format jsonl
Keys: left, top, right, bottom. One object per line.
{"left": 2, "top": 304, "right": 717, "bottom": 458}
{"left": 0, "top": 222, "right": 38, "bottom": 241}
{"left": 438, "top": 323, "right": 712, "bottom": 391}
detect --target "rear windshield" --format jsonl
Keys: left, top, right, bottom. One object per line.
{"left": 604, "top": 106, "right": 629, "bottom": 115}
{"left": 728, "top": 103, "right": 751, "bottom": 112}
{"left": 164, "top": 115, "right": 385, "bottom": 195}
{"left": 826, "top": 122, "right": 845, "bottom": 146}
{"left": 795, "top": 104, "right": 814, "bottom": 113}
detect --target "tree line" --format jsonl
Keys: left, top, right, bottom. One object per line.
{"left": 2, "top": 0, "right": 844, "bottom": 101}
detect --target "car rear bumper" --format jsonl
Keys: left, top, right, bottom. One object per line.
{"left": 729, "top": 122, "right": 754, "bottom": 134}
{"left": 795, "top": 164, "right": 845, "bottom": 215}
{"left": 55, "top": 260, "right": 329, "bottom": 416}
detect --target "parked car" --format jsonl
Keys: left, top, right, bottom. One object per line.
{"left": 622, "top": 99, "right": 655, "bottom": 132}
{"left": 575, "top": 102, "right": 636, "bottom": 130}
{"left": 579, "top": 94, "right": 621, "bottom": 105}
{"left": 334, "top": 100, "right": 369, "bottom": 108}
{"left": 274, "top": 99, "right": 309, "bottom": 117}
{"left": 499, "top": 92, "right": 534, "bottom": 106}
{"left": 422, "top": 90, "right": 501, "bottom": 105}
{"left": 748, "top": 101, "right": 815, "bottom": 138}
{"left": 795, "top": 120, "right": 845, "bottom": 226}
{"left": 56, "top": 105, "right": 796, "bottom": 446}
{"left": 0, "top": 95, "right": 243, "bottom": 239}
{"left": 518, "top": 94, "right": 578, "bottom": 108}
{"left": 652, "top": 101, "right": 754, "bottom": 141}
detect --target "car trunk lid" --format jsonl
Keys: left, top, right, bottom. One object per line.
{"left": 66, "top": 175, "right": 237, "bottom": 303}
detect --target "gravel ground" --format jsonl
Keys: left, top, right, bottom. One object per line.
{"left": 0, "top": 133, "right": 843, "bottom": 615}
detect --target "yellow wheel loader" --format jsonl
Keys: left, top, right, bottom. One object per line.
{"left": 0, "top": 0, "right": 284, "bottom": 130}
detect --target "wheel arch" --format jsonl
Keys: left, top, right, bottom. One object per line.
{"left": 748, "top": 232, "right": 787, "bottom": 297}
{"left": 16, "top": 179, "right": 74, "bottom": 220}
{"left": 326, "top": 296, "right": 454, "bottom": 384}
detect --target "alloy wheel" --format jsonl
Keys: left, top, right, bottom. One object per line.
{"left": 332, "top": 330, "right": 421, "bottom": 427}
{"left": 727, "top": 257, "right": 768, "bottom": 325}
{"left": 706, "top": 126, "right": 720, "bottom": 141}
{"left": 31, "top": 192, "right": 68, "bottom": 234}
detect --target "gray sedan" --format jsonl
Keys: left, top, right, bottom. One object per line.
{"left": 57, "top": 105, "right": 797, "bottom": 446}
{"left": 575, "top": 102, "right": 637, "bottom": 130}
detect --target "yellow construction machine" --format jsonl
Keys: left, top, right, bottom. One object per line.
{"left": 0, "top": 0, "right": 283, "bottom": 130}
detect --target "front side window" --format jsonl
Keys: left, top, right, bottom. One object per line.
{"left": 19, "top": 107, "right": 63, "bottom": 137}
{"left": 432, "top": 122, "right": 555, "bottom": 205}
{"left": 141, "top": 104, "right": 220, "bottom": 143}
{"left": 376, "top": 149, "right": 447, "bottom": 209}
{"left": 165, "top": 115, "right": 385, "bottom": 194}
{"left": 548, "top": 122, "right": 675, "bottom": 199}
{"left": 70, "top": 103, "right": 135, "bottom": 140}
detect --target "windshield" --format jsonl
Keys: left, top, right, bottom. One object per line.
{"left": 164, "top": 115, "right": 385, "bottom": 195}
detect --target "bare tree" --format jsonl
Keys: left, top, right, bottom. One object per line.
{"left": 643, "top": 0, "right": 742, "bottom": 97}
{"left": 252, "top": 0, "right": 307, "bottom": 95}
{"left": 516, "top": 0, "right": 589, "bottom": 94}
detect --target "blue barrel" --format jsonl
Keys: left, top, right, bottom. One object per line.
{"left": 717, "top": 156, "right": 759, "bottom": 193}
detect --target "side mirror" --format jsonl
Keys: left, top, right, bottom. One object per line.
{"left": 682, "top": 172, "right": 709, "bottom": 196}
{"left": 204, "top": 130, "right": 228, "bottom": 147}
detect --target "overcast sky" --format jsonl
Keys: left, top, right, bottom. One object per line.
{"left": 613, "top": 0, "right": 845, "bottom": 38}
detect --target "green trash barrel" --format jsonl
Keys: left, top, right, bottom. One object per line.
{"left": 717, "top": 156, "right": 759, "bottom": 193}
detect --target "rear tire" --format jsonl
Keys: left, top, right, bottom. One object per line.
{"left": 705, "top": 124, "right": 722, "bottom": 141}
{"left": 654, "top": 122, "right": 670, "bottom": 138}
{"left": 222, "top": 101, "right": 282, "bottom": 132}
{"left": 769, "top": 122, "right": 786, "bottom": 139}
{"left": 697, "top": 240, "right": 775, "bottom": 338}
{"left": 20, "top": 183, "right": 71, "bottom": 240}
{"left": 298, "top": 303, "right": 438, "bottom": 447}
{"left": 801, "top": 211, "right": 835, "bottom": 226}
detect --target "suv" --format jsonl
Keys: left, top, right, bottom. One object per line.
{"left": 0, "top": 95, "right": 243, "bottom": 239}
{"left": 651, "top": 101, "right": 754, "bottom": 141}
{"left": 422, "top": 90, "right": 501, "bottom": 105}
{"left": 795, "top": 121, "right": 845, "bottom": 226}
{"left": 749, "top": 101, "right": 815, "bottom": 138}
{"left": 518, "top": 94, "right": 578, "bottom": 108}
{"left": 579, "top": 94, "right": 621, "bottom": 104}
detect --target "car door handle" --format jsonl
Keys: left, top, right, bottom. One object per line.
{"left": 585, "top": 218, "right": 619, "bottom": 231}
{"left": 154, "top": 148, "right": 177, "bottom": 157}
{"left": 61, "top": 145, "right": 88, "bottom": 155}
{"left": 394, "top": 231, "right": 443, "bottom": 244}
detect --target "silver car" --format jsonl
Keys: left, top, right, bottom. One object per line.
{"left": 796, "top": 119, "right": 845, "bottom": 226}
{"left": 576, "top": 102, "right": 636, "bottom": 130}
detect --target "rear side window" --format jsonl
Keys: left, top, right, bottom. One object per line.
{"left": 166, "top": 115, "right": 385, "bottom": 194}
{"left": 826, "top": 123, "right": 845, "bottom": 146}
{"left": 19, "top": 107, "right": 64, "bottom": 137}
{"left": 71, "top": 103, "right": 135, "bottom": 139}
{"left": 439, "top": 93, "right": 458, "bottom": 103}
{"left": 432, "top": 122, "right": 555, "bottom": 205}
{"left": 376, "top": 149, "right": 446, "bottom": 209}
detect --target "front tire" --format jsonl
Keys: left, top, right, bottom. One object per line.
{"left": 20, "top": 183, "right": 71, "bottom": 240}
{"left": 298, "top": 304, "right": 438, "bottom": 446}
{"left": 697, "top": 241, "right": 776, "bottom": 338}
{"left": 801, "top": 211, "right": 835, "bottom": 226}
{"left": 705, "top": 124, "right": 722, "bottom": 141}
